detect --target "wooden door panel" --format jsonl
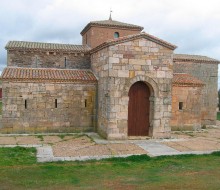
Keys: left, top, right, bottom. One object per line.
{"left": 128, "top": 82, "right": 150, "bottom": 136}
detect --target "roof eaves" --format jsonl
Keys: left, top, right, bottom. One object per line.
{"left": 1, "top": 67, "right": 98, "bottom": 84}
{"left": 172, "top": 83, "right": 205, "bottom": 87}
{"left": 80, "top": 22, "right": 143, "bottom": 35}
{"left": 173, "top": 54, "right": 220, "bottom": 64}
{"left": 5, "top": 41, "right": 91, "bottom": 53}
{"left": 173, "top": 58, "right": 220, "bottom": 64}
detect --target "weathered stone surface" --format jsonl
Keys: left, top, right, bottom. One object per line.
{"left": 7, "top": 50, "right": 90, "bottom": 69}
{"left": 173, "top": 61, "right": 218, "bottom": 125}
{"left": 2, "top": 82, "right": 97, "bottom": 133}
{"left": 91, "top": 38, "right": 173, "bottom": 139}
{"left": 129, "top": 59, "right": 146, "bottom": 65}
{"left": 109, "top": 57, "right": 120, "bottom": 64}
{"left": 170, "top": 85, "right": 203, "bottom": 130}
{"left": 118, "top": 70, "right": 129, "bottom": 78}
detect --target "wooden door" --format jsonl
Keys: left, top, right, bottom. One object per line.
{"left": 128, "top": 82, "right": 150, "bottom": 136}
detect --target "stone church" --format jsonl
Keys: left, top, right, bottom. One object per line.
{"left": 1, "top": 17, "right": 219, "bottom": 139}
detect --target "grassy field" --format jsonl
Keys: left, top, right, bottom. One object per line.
{"left": 0, "top": 147, "right": 220, "bottom": 189}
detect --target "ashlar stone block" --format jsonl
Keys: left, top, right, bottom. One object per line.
{"left": 157, "top": 71, "right": 166, "bottom": 78}
{"left": 109, "top": 57, "right": 119, "bottom": 64}
{"left": 118, "top": 70, "right": 129, "bottom": 78}
{"left": 129, "top": 59, "right": 146, "bottom": 65}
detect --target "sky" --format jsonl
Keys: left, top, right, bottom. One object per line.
{"left": 0, "top": 0, "right": 220, "bottom": 85}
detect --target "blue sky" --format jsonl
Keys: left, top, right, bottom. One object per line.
{"left": 0, "top": 0, "right": 220, "bottom": 85}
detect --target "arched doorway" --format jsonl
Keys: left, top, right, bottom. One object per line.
{"left": 128, "top": 81, "right": 150, "bottom": 136}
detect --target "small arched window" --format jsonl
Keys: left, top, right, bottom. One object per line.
{"left": 114, "top": 32, "right": 119, "bottom": 38}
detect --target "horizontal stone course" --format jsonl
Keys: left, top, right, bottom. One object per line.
{"left": 2, "top": 82, "right": 97, "bottom": 133}
{"left": 7, "top": 50, "right": 90, "bottom": 69}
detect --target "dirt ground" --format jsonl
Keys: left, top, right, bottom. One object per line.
{"left": 0, "top": 124, "right": 220, "bottom": 156}
{"left": 162, "top": 126, "right": 220, "bottom": 152}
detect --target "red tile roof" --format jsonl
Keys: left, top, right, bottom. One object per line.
{"left": 174, "top": 54, "right": 219, "bottom": 64}
{"left": 2, "top": 67, "right": 97, "bottom": 83}
{"left": 173, "top": 73, "right": 205, "bottom": 87}
{"left": 5, "top": 41, "right": 91, "bottom": 53}
{"left": 81, "top": 19, "right": 143, "bottom": 35}
{"left": 90, "top": 32, "right": 177, "bottom": 54}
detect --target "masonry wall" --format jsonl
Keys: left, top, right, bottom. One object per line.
{"left": 91, "top": 38, "right": 174, "bottom": 139}
{"left": 1, "top": 81, "right": 97, "bottom": 133}
{"left": 90, "top": 47, "right": 110, "bottom": 138}
{"left": 171, "top": 85, "right": 203, "bottom": 130}
{"left": 82, "top": 26, "right": 141, "bottom": 48}
{"left": 7, "top": 50, "right": 90, "bottom": 69}
{"left": 173, "top": 61, "right": 218, "bottom": 125}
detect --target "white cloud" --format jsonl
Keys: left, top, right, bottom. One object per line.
{"left": 0, "top": 0, "right": 219, "bottom": 75}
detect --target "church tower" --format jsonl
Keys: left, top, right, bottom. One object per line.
{"left": 80, "top": 17, "right": 143, "bottom": 48}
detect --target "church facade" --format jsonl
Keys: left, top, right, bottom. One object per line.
{"left": 1, "top": 18, "right": 219, "bottom": 139}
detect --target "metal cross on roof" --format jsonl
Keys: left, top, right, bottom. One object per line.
{"left": 109, "top": 9, "right": 113, "bottom": 20}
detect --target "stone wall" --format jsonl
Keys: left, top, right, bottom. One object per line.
{"left": 173, "top": 61, "right": 218, "bottom": 125}
{"left": 82, "top": 26, "right": 141, "bottom": 48}
{"left": 91, "top": 38, "right": 174, "bottom": 139}
{"left": 171, "top": 85, "right": 203, "bottom": 130}
{"left": 1, "top": 81, "right": 97, "bottom": 133}
{"left": 7, "top": 50, "right": 90, "bottom": 69}
{"left": 90, "top": 47, "right": 110, "bottom": 138}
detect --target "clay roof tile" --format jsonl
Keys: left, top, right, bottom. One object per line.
{"left": 173, "top": 73, "right": 205, "bottom": 87}
{"left": 81, "top": 19, "right": 144, "bottom": 35}
{"left": 174, "top": 54, "right": 220, "bottom": 64}
{"left": 5, "top": 41, "right": 91, "bottom": 53}
{"left": 1, "top": 67, "right": 97, "bottom": 84}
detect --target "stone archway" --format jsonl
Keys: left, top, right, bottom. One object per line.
{"left": 125, "top": 75, "right": 159, "bottom": 137}
{"left": 128, "top": 75, "right": 159, "bottom": 97}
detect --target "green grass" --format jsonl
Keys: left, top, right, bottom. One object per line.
{"left": 217, "top": 112, "right": 220, "bottom": 120}
{"left": 0, "top": 146, "right": 36, "bottom": 166}
{"left": 0, "top": 147, "right": 220, "bottom": 189}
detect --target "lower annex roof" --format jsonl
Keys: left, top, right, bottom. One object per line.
{"left": 5, "top": 41, "right": 91, "bottom": 53}
{"left": 173, "top": 73, "right": 205, "bottom": 87}
{"left": 1, "top": 67, "right": 97, "bottom": 83}
{"left": 174, "top": 54, "right": 219, "bottom": 64}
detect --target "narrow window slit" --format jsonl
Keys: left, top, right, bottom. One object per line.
{"left": 35, "top": 56, "right": 38, "bottom": 67}
{"left": 85, "top": 99, "right": 87, "bottom": 108}
{"left": 64, "top": 57, "right": 67, "bottom": 68}
{"left": 55, "top": 99, "right": 58, "bottom": 108}
{"left": 25, "top": 99, "right": 27, "bottom": 109}
{"left": 179, "top": 102, "right": 183, "bottom": 110}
